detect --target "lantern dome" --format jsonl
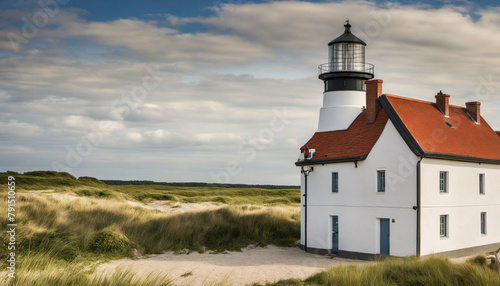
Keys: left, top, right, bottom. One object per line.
{"left": 328, "top": 21, "right": 366, "bottom": 46}
{"left": 318, "top": 20, "right": 374, "bottom": 92}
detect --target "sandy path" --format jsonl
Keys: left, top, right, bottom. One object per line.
{"left": 99, "top": 246, "right": 368, "bottom": 286}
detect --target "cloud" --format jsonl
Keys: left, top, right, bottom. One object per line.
{"left": 1, "top": 1, "right": 500, "bottom": 184}
{"left": 0, "top": 145, "right": 34, "bottom": 153}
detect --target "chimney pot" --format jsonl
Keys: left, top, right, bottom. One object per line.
{"left": 466, "top": 101, "right": 481, "bottom": 124}
{"left": 365, "top": 79, "right": 383, "bottom": 123}
{"left": 435, "top": 91, "right": 450, "bottom": 117}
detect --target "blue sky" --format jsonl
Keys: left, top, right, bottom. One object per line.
{"left": 1, "top": 0, "right": 500, "bottom": 184}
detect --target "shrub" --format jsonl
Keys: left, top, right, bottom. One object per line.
{"left": 90, "top": 230, "right": 132, "bottom": 257}
{"left": 467, "top": 255, "right": 487, "bottom": 267}
{"left": 24, "top": 171, "right": 75, "bottom": 179}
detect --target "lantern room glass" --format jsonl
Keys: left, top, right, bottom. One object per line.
{"left": 328, "top": 42, "right": 365, "bottom": 72}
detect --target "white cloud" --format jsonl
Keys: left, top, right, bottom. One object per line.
{"left": 0, "top": 120, "right": 41, "bottom": 136}
{"left": 0, "top": 145, "right": 34, "bottom": 154}
{"left": 1, "top": 1, "right": 500, "bottom": 184}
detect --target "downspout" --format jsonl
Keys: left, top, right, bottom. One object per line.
{"left": 416, "top": 156, "right": 423, "bottom": 257}
{"left": 304, "top": 172, "right": 308, "bottom": 253}
{"left": 301, "top": 165, "right": 313, "bottom": 253}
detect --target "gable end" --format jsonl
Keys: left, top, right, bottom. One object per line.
{"left": 379, "top": 94, "right": 424, "bottom": 156}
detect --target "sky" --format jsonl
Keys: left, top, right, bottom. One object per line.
{"left": 1, "top": 0, "right": 500, "bottom": 185}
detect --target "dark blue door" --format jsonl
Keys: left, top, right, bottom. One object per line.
{"left": 332, "top": 216, "right": 338, "bottom": 253}
{"left": 380, "top": 219, "right": 390, "bottom": 256}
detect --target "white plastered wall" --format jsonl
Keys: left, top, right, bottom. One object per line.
{"left": 420, "top": 158, "right": 500, "bottom": 256}
{"left": 301, "top": 119, "right": 418, "bottom": 256}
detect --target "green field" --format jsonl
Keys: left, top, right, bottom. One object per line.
{"left": 0, "top": 171, "right": 499, "bottom": 286}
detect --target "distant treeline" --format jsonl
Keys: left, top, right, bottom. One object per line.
{"left": 101, "top": 180, "right": 300, "bottom": 189}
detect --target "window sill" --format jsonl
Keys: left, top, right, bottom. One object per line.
{"left": 440, "top": 236, "right": 449, "bottom": 240}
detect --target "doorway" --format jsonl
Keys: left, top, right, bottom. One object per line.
{"left": 380, "top": 218, "right": 390, "bottom": 256}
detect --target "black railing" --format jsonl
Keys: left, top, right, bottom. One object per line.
{"left": 318, "top": 62, "right": 374, "bottom": 75}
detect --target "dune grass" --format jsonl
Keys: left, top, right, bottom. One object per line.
{"left": 0, "top": 179, "right": 300, "bottom": 285}
{"left": 1, "top": 253, "right": 172, "bottom": 286}
{"left": 0, "top": 171, "right": 300, "bottom": 205}
{"left": 112, "top": 185, "right": 300, "bottom": 205}
{"left": 0, "top": 193, "right": 300, "bottom": 257}
{"left": 254, "top": 256, "right": 500, "bottom": 286}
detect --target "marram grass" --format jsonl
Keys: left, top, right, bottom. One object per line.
{"left": 0, "top": 190, "right": 299, "bottom": 285}
{"left": 254, "top": 256, "right": 500, "bottom": 286}
{"left": 0, "top": 253, "right": 172, "bottom": 286}
{"left": 0, "top": 191, "right": 300, "bottom": 261}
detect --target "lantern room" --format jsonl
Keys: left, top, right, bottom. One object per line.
{"left": 319, "top": 20, "right": 374, "bottom": 92}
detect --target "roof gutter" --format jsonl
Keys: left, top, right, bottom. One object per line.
{"left": 422, "top": 152, "right": 500, "bottom": 165}
{"left": 295, "top": 155, "right": 368, "bottom": 166}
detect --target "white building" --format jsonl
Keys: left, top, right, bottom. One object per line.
{"left": 296, "top": 21, "right": 500, "bottom": 259}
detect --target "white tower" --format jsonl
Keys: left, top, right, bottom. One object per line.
{"left": 317, "top": 21, "right": 374, "bottom": 132}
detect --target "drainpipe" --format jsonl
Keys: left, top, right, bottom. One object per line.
{"left": 416, "top": 157, "right": 423, "bottom": 257}
{"left": 301, "top": 166, "right": 313, "bottom": 253}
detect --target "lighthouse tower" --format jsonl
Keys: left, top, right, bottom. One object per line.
{"left": 317, "top": 21, "right": 374, "bottom": 132}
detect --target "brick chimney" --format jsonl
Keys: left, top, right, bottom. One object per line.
{"left": 365, "top": 79, "right": 383, "bottom": 124}
{"left": 435, "top": 91, "right": 450, "bottom": 117}
{"left": 466, "top": 101, "right": 481, "bottom": 124}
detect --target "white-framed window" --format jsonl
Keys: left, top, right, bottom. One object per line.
{"left": 439, "top": 171, "right": 448, "bottom": 193}
{"left": 332, "top": 172, "right": 339, "bottom": 193}
{"left": 479, "top": 173, "right": 485, "bottom": 194}
{"left": 481, "top": 212, "right": 487, "bottom": 235}
{"left": 377, "top": 170, "right": 385, "bottom": 193}
{"left": 440, "top": 215, "right": 448, "bottom": 237}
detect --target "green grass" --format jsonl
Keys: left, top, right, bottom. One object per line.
{"left": 254, "top": 256, "right": 500, "bottom": 286}
{"left": 0, "top": 171, "right": 300, "bottom": 205}
{"left": 0, "top": 171, "right": 300, "bottom": 285}
{"left": 1, "top": 253, "right": 172, "bottom": 286}
{"left": 0, "top": 193, "right": 299, "bottom": 261}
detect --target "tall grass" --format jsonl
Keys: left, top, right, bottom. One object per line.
{"left": 1, "top": 253, "right": 173, "bottom": 286}
{"left": 112, "top": 185, "right": 300, "bottom": 205}
{"left": 255, "top": 257, "right": 500, "bottom": 286}
{"left": 0, "top": 192, "right": 300, "bottom": 263}
{"left": 0, "top": 171, "right": 300, "bottom": 205}
{"left": 0, "top": 188, "right": 299, "bottom": 285}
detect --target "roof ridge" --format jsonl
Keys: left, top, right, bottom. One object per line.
{"left": 384, "top": 94, "right": 434, "bottom": 104}
{"left": 385, "top": 94, "right": 471, "bottom": 110}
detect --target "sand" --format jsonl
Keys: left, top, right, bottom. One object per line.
{"left": 99, "top": 245, "right": 368, "bottom": 285}
{"left": 100, "top": 198, "right": 366, "bottom": 285}
{"left": 126, "top": 200, "right": 227, "bottom": 214}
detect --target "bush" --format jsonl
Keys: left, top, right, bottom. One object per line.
{"left": 90, "top": 230, "right": 132, "bottom": 257}
{"left": 467, "top": 255, "right": 487, "bottom": 267}
{"left": 24, "top": 171, "right": 76, "bottom": 179}
{"left": 78, "top": 176, "right": 101, "bottom": 182}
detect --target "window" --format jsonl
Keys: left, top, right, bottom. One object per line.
{"left": 481, "top": 212, "right": 487, "bottom": 235}
{"left": 332, "top": 172, "right": 338, "bottom": 193}
{"left": 440, "top": 215, "right": 448, "bottom": 237}
{"left": 377, "top": 170, "right": 385, "bottom": 192}
{"left": 439, "top": 171, "right": 448, "bottom": 193}
{"left": 479, "top": 174, "right": 485, "bottom": 194}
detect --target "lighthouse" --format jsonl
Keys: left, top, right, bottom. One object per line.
{"left": 317, "top": 20, "right": 374, "bottom": 132}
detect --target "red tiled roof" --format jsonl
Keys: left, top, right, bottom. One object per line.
{"left": 385, "top": 94, "right": 500, "bottom": 160}
{"left": 302, "top": 109, "right": 388, "bottom": 161}
{"left": 496, "top": 131, "right": 500, "bottom": 138}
